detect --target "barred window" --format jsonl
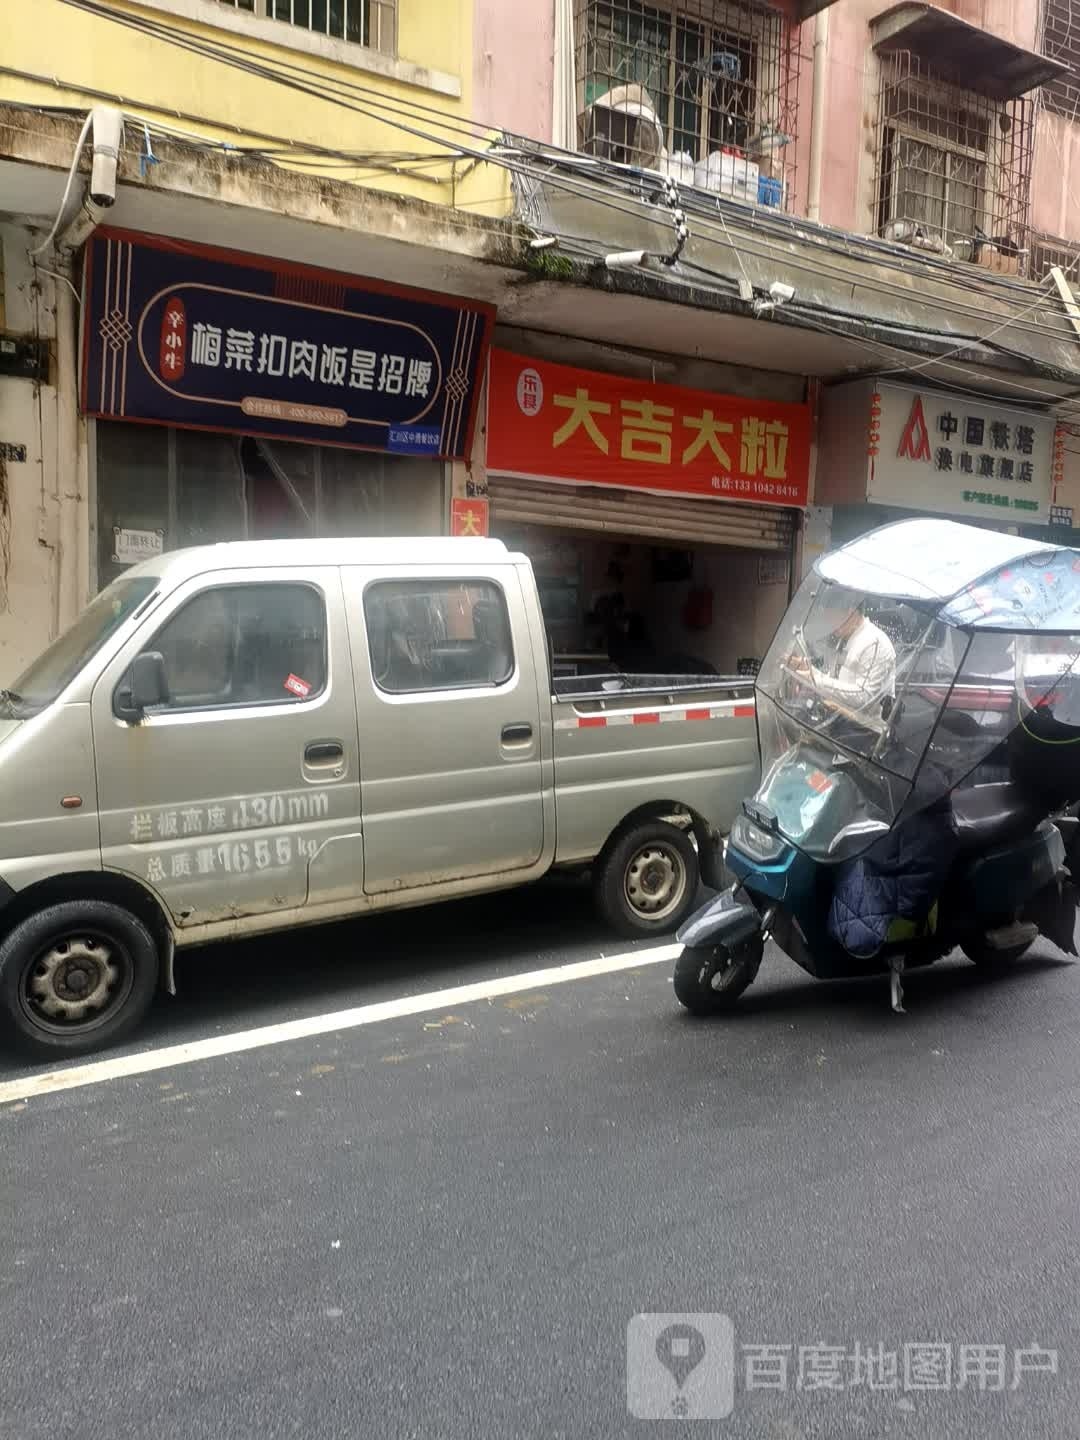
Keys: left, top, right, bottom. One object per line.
{"left": 1043, "top": 0, "right": 1080, "bottom": 120}
{"left": 1029, "top": 234, "right": 1080, "bottom": 285}
{"left": 575, "top": 0, "right": 798, "bottom": 208}
{"left": 213, "top": 0, "right": 395, "bottom": 55}
{"left": 875, "top": 52, "right": 1033, "bottom": 268}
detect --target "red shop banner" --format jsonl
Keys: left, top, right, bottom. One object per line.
{"left": 486, "top": 350, "right": 811, "bottom": 508}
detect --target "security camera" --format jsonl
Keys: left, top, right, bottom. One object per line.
{"left": 768, "top": 280, "right": 795, "bottom": 303}
{"left": 605, "top": 249, "right": 648, "bottom": 272}
{"left": 89, "top": 107, "right": 124, "bottom": 208}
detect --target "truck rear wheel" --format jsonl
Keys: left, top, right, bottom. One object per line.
{"left": 0, "top": 901, "right": 159, "bottom": 1059}
{"left": 594, "top": 819, "right": 698, "bottom": 938}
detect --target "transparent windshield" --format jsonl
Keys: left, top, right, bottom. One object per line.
{"left": 758, "top": 574, "right": 947, "bottom": 776}
{"left": 757, "top": 573, "right": 1080, "bottom": 859}
{"left": 9, "top": 576, "right": 159, "bottom": 714}
{"left": 757, "top": 574, "right": 964, "bottom": 860}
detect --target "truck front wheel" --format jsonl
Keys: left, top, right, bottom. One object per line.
{"left": 593, "top": 819, "right": 699, "bottom": 938}
{"left": 0, "top": 901, "right": 160, "bottom": 1059}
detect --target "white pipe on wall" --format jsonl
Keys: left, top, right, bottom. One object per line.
{"left": 30, "top": 107, "right": 123, "bottom": 626}
{"left": 807, "top": 8, "right": 830, "bottom": 224}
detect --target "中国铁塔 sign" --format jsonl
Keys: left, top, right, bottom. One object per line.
{"left": 818, "top": 380, "right": 1057, "bottom": 524}
{"left": 82, "top": 230, "right": 494, "bottom": 460}
{"left": 485, "top": 350, "right": 811, "bottom": 507}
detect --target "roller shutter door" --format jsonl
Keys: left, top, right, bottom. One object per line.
{"left": 487, "top": 477, "right": 795, "bottom": 552}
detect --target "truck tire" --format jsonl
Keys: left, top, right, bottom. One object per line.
{"left": 593, "top": 819, "right": 699, "bottom": 938}
{"left": 0, "top": 900, "right": 160, "bottom": 1059}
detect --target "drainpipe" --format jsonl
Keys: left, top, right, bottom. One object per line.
{"left": 29, "top": 107, "right": 124, "bottom": 631}
{"left": 807, "top": 8, "right": 829, "bottom": 224}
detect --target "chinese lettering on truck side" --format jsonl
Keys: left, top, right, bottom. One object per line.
{"left": 82, "top": 230, "right": 494, "bottom": 459}
{"left": 127, "top": 791, "right": 331, "bottom": 886}
{"left": 485, "top": 351, "right": 812, "bottom": 507}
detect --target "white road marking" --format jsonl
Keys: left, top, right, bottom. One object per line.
{"left": 0, "top": 943, "right": 681, "bottom": 1105}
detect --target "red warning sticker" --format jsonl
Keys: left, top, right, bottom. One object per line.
{"left": 284, "top": 674, "right": 312, "bottom": 698}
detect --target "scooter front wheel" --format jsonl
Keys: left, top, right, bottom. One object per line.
{"left": 673, "top": 940, "right": 761, "bottom": 1016}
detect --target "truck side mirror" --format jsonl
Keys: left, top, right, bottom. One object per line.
{"left": 116, "top": 651, "right": 169, "bottom": 720}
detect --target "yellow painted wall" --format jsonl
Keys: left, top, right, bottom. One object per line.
{"left": 3, "top": 0, "right": 511, "bottom": 215}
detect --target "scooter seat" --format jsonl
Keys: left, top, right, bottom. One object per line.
{"left": 951, "top": 783, "right": 1044, "bottom": 856}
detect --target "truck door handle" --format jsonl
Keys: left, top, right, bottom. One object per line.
{"left": 501, "top": 723, "right": 533, "bottom": 743}
{"left": 305, "top": 741, "right": 344, "bottom": 763}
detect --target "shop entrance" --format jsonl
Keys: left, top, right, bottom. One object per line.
{"left": 488, "top": 476, "right": 797, "bottom": 679}
{"left": 94, "top": 421, "right": 444, "bottom": 590}
{"left": 493, "top": 522, "right": 794, "bottom": 679}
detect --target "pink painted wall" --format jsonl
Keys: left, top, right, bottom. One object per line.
{"left": 807, "top": 0, "right": 1066, "bottom": 242}
{"left": 491, "top": 0, "right": 1080, "bottom": 248}
{"left": 1032, "top": 110, "right": 1080, "bottom": 241}
{"left": 473, "top": 0, "right": 554, "bottom": 142}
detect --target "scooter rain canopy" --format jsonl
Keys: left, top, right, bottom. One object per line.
{"left": 817, "top": 518, "right": 1058, "bottom": 608}
{"left": 940, "top": 545, "right": 1080, "bottom": 629}
{"left": 752, "top": 519, "right": 1080, "bottom": 863}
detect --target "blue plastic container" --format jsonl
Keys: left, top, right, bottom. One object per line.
{"left": 758, "top": 176, "right": 783, "bottom": 207}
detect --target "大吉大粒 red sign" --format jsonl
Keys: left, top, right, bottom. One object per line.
{"left": 485, "top": 350, "right": 811, "bottom": 508}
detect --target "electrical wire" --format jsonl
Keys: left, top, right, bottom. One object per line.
{"left": 24, "top": 4, "right": 1080, "bottom": 349}
{"left": 782, "top": 305, "right": 1080, "bottom": 413}
{"left": 29, "top": 0, "right": 1080, "bottom": 391}
{"left": 26, "top": 109, "right": 92, "bottom": 256}
{"left": 48, "top": 0, "right": 1080, "bottom": 344}
{"left": 14, "top": 110, "right": 1064, "bottom": 407}
{"left": 872, "top": 277, "right": 1062, "bottom": 378}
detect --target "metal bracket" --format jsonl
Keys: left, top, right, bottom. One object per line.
{"left": 889, "top": 955, "right": 906, "bottom": 1014}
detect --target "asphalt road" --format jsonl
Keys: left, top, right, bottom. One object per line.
{"left": 3, "top": 878, "right": 1080, "bottom": 1439}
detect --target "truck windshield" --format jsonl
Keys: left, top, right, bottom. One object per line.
{"left": 5, "top": 576, "right": 159, "bottom": 716}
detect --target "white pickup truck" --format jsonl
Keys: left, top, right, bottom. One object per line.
{"left": 0, "top": 536, "right": 759, "bottom": 1055}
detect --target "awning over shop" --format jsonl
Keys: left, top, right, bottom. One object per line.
{"left": 871, "top": 4, "right": 1072, "bottom": 98}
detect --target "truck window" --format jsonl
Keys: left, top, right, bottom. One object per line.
{"left": 9, "top": 575, "right": 159, "bottom": 715}
{"left": 151, "top": 583, "right": 326, "bottom": 709}
{"left": 365, "top": 580, "right": 514, "bottom": 694}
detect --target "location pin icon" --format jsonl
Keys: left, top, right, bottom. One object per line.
{"left": 655, "top": 1322, "right": 707, "bottom": 1391}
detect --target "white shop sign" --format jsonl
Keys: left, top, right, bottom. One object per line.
{"left": 868, "top": 383, "right": 1054, "bottom": 524}
{"left": 113, "top": 526, "right": 164, "bottom": 566}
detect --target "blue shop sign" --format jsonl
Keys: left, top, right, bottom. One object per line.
{"left": 82, "top": 229, "right": 494, "bottom": 460}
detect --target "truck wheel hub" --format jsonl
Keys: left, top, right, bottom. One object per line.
{"left": 625, "top": 843, "right": 686, "bottom": 919}
{"left": 29, "top": 939, "right": 120, "bottom": 1022}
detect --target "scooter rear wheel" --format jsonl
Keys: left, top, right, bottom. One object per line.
{"left": 673, "top": 941, "right": 761, "bottom": 1016}
{"left": 961, "top": 936, "right": 1032, "bottom": 971}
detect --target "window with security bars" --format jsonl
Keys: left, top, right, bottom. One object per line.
{"left": 1043, "top": 0, "right": 1080, "bottom": 120}
{"left": 213, "top": 0, "right": 395, "bottom": 54}
{"left": 874, "top": 51, "right": 1033, "bottom": 269}
{"left": 575, "top": 0, "right": 799, "bottom": 206}
{"left": 1030, "top": 234, "right": 1080, "bottom": 284}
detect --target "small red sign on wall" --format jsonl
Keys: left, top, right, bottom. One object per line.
{"left": 160, "top": 296, "right": 186, "bottom": 382}
{"left": 451, "top": 497, "right": 489, "bottom": 537}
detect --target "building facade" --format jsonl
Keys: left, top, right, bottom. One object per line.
{"left": 3, "top": 0, "right": 1080, "bottom": 684}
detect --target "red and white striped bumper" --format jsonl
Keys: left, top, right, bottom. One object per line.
{"left": 554, "top": 701, "right": 755, "bottom": 732}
